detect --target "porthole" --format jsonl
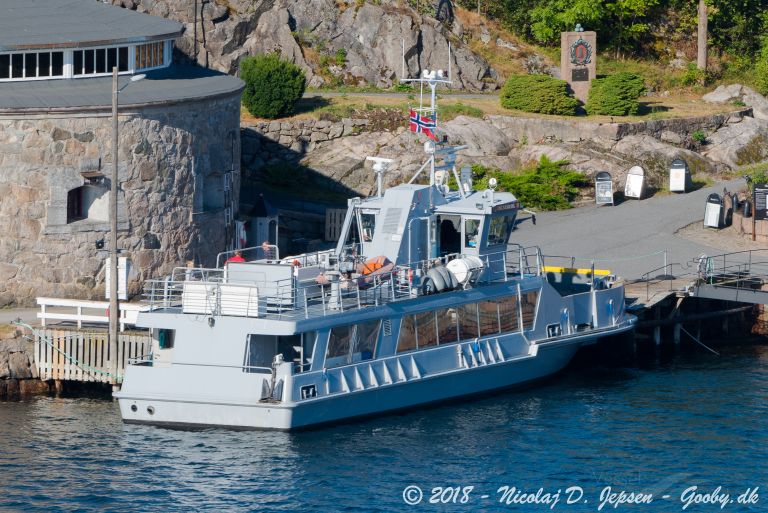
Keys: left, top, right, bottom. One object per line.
{"left": 130, "top": 404, "right": 137, "bottom": 412}
{"left": 147, "top": 406, "right": 155, "bottom": 415}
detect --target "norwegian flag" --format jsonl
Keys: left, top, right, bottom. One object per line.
{"left": 409, "top": 109, "right": 438, "bottom": 141}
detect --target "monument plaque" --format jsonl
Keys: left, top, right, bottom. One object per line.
{"left": 561, "top": 26, "right": 597, "bottom": 102}
{"left": 572, "top": 68, "right": 589, "bottom": 82}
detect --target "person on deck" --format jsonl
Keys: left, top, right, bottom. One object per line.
{"left": 261, "top": 240, "right": 276, "bottom": 260}
{"left": 225, "top": 250, "right": 245, "bottom": 264}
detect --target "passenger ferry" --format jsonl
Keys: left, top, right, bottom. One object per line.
{"left": 114, "top": 72, "right": 636, "bottom": 430}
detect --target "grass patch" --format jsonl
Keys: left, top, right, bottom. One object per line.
{"left": 439, "top": 102, "right": 484, "bottom": 120}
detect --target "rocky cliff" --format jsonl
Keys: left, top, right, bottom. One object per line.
{"left": 112, "top": 0, "right": 497, "bottom": 90}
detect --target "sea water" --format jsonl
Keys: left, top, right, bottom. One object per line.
{"left": 0, "top": 345, "right": 766, "bottom": 512}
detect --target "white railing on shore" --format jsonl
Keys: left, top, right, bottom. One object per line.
{"left": 36, "top": 297, "right": 150, "bottom": 332}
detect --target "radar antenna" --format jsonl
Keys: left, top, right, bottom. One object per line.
{"left": 365, "top": 157, "right": 394, "bottom": 198}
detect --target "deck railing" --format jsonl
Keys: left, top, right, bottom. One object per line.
{"left": 141, "top": 247, "right": 542, "bottom": 321}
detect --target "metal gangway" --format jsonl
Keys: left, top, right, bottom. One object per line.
{"left": 692, "top": 249, "right": 768, "bottom": 304}
{"left": 633, "top": 249, "right": 768, "bottom": 306}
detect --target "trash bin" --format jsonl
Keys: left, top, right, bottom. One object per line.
{"left": 704, "top": 193, "right": 723, "bottom": 228}
{"left": 595, "top": 171, "right": 614, "bottom": 205}
{"left": 669, "top": 158, "right": 691, "bottom": 193}
{"left": 624, "top": 165, "right": 645, "bottom": 199}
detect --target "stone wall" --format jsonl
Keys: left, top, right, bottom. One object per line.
{"left": 241, "top": 117, "right": 370, "bottom": 172}
{"left": 0, "top": 93, "right": 241, "bottom": 306}
{"left": 0, "top": 326, "right": 49, "bottom": 400}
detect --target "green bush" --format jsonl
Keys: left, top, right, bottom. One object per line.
{"left": 241, "top": 53, "right": 306, "bottom": 119}
{"left": 500, "top": 74, "right": 579, "bottom": 116}
{"left": 755, "top": 44, "right": 768, "bottom": 96}
{"left": 585, "top": 72, "right": 646, "bottom": 116}
{"left": 680, "top": 62, "right": 709, "bottom": 87}
{"left": 469, "top": 156, "right": 587, "bottom": 211}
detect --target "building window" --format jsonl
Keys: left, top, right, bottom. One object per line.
{"left": 73, "top": 46, "right": 129, "bottom": 76}
{"left": 66, "top": 185, "right": 108, "bottom": 223}
{"left": 135, "top": 41, "right": 165, "bottom": 71}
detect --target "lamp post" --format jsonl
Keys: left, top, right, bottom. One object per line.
{"left": 109, "top": 67, "right": 144, "bottom": 387}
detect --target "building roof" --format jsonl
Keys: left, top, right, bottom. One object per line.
{"left": 0, "top": 0, "right": 183, "bottom": 51}
{"left": 0, "top": 66, "right": 244, "bottom": 113}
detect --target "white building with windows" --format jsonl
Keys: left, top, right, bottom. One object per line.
{"left": 0, "top": 0, "right": 244, "bottom": 306}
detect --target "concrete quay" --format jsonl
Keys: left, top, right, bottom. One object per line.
{"left": 514, "top": 178, "right": 747, "bottom": 280}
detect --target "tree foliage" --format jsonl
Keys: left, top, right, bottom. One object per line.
{"left": 455, "top": 0, "right": 768, "bottom": 60}
{"left": 500, "top": 74, "right": 580, "bottom": 115}
{"left": 585, "top": 72, "right": 646, "bottom": 115}
{"left": 241, "top": 53, "right": 306, "bottom": 119}
{"left": 470, "top": 157, "right": 588, "bottom": 210}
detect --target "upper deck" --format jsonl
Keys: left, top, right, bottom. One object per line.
{"left": 140, "top": 245, "right": 544, "bottom": 324}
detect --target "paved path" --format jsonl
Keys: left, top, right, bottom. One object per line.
{"left": 0, "top": 308, "right": 37, "bottom": 326}
{"left": 513, "top": 178, "right": 747, "bottom": 280}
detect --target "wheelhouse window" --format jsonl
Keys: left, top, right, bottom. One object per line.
{"left": 464, "top": 218, "right": 480, "bottom": 248}
{"left": 487, "top": 215, "right": 514, "bottom": 246}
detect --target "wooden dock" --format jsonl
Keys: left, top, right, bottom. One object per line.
{"left": 34, "top": 329, "right": 151, "bottom": 385}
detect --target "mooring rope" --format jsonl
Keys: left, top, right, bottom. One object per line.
{"left": 11, "top": 319, "right": 118, "bottom": 378}
{"left": 681, "top": 326, "right": 720, "bottom": 356}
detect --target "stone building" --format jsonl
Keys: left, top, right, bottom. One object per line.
{"left": 0, "top": 0, "right": 244, "bottom": 306}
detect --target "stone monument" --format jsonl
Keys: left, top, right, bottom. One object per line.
{"left": 560, "top": 24, "right": 597, "bottom": 102}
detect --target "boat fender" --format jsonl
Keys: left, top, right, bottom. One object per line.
{"left": 426, "top": 266, "right": 456, "bottom": 292}
{"left": 421, "top": 276, "right": 437, "bottom": 295}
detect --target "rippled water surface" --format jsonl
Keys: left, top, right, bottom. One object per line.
{"left": 1, "top": 345, "right": 766, "bottom": 513}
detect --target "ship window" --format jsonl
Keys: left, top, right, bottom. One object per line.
{"left": 360, "top": 212, "right": 376, "bottom": 242}
{"left": 326, "top": 321, "right": 380, "bottom": 368}
{"left": 487, "top": 215, "right": 514, "bottom": 246}
{"left": 436, "top": 307, "right": 458, "bottom": 344}
{"left": 353, "top": 320, "right": 380, "bottom": 361}
{"left": 499, "top": 296, "right": 519, "bottom": 332}
{"left": 521, "top": 291, "right": 538, "bottom": 330}
{"left": 458, "top": 303, "right": 479, "bottom": 340}
{"left": 396, "top": 315, "right": 417, "bottom": 353}
{"left": 243, "top": 334, "right": 276, "bottom": 372}
{"left": 438, "top": 215, "right": 461, "bottom": 256}
{"left": 157, "top": 329, "right": 175, "bottom": 349}
{"left": 464, "top": 218, "right": 480, "bottom": 248}
{"left": 415, "top": 311, "right": 438, "bottom": 349}
{"left": 277, "top": 334, "right": 301, "bottom": 364}
{"left": 479, "top": 300, "right": 501, "bottom": 336}
{"left": 299, "top": 331, "right": 316, "bottom": 371}
{"left": 326, "top": 325, "right": 351, "bottom": 367}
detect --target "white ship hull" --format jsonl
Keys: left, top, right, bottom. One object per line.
{"left": 116, "top": 325, "right": 632, "bottom": 430}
